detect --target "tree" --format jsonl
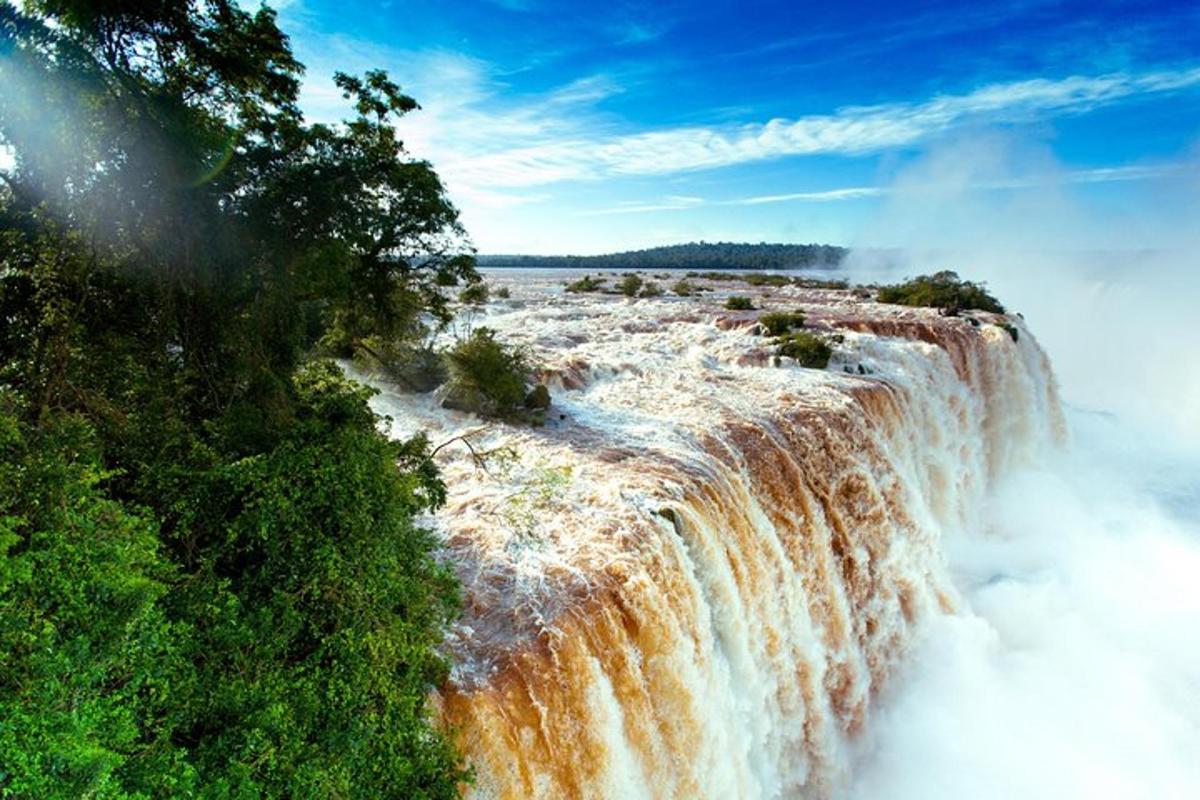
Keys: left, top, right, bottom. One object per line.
{"left": 0, "top": 2, "right": 471, "bottom": 795}
{"left": 164, "top": 364, "right": 464, "bottom": 797}
{"left": 0, "top": 1, "right": 476, "bottom": 426}
{"left": 0, "top": 405, "right": 195, "bottom": 798}
{"left": 443, "top": 327, "right": 532, "bottom": 418}
{"left": 876, "top": 270, "right": 1005, "bottom": 313}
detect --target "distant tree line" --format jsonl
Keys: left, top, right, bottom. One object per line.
{"left": 479, "top": 241, "right": 847, "bottom": 270}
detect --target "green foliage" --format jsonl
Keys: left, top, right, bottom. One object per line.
{"left": 0, "top": 0, "right": 477, "bottom": 422}
{"left": 458, "top": 281, "right": 490, "bottom": 305}
{"left": 494, "top": 286, "right": 511, "bottom": 299}
{"left": 444, "top": 328, "right": 532, "bottom": 419}
{"left": 775, "top": 332, "right": 832, "bottom": 369}
{"left": 743, "top": 273, "right": 791, "bottom": 287}
{"left": 999, "top": 322, "right": 1020, "bottom": 342}
{"left": 564, "top": 274, "right": 605, "bottom": 293}
{"left": 164, "top": 363, "right": 465, "bottom": 798}
{"left": 758, "top": 311, "right": 806, "bottom": 336}
{"left": 793, "top": 276, "right": 849, "bottom": 290}
{"left": 725, "top": 295, "right": 755, "bottom": 310}
{"left": 0, "top": 406, "right": 195, "bottom": 798}
{"left": 638, "top": 281, "right": 663, "bottom": 298}
{"left": 876, "top": 270, "right": 1005, "bottom": 313}
{"left": 618, "top": 274, "right": 644, "bottom": 297}
{"left": 672, "top": 279, "right": 696, "bottom": 296}
{"left": 0, "top": 3, "right": 470, "bottom": 797}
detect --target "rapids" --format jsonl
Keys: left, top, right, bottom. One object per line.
{"left": 359, "top": 270, "right": 1066, "bottom": 799}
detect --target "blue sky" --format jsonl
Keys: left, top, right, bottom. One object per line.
{"left": 271, "top": 0, "right": 1200, "bottom": 254}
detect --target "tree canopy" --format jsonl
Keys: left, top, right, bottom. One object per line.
{"left": 1, "top": 1, "right": 474, "bottom": 796}
{"left": 876, "top": 270, "right": 1005, "bottom": 313}
{"left": 478, "top": 241, "right": 847, "bottom": 271}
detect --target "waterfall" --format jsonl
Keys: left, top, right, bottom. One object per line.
{"left": 365, "top": 277, "right": 1067, "bottom": 799}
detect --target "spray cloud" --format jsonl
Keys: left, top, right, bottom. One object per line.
{"left": 842, "top": 130, "right": 1200, "bottom": 799}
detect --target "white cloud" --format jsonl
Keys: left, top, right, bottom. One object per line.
{"left": 577, "top": 162, "right": 1184, "bottom": 216}
{"left": 451, "top": 185, "right": 551, "bottom": 209}
{"left": 731, "top": 187, "right": 884, "bottom": 205}
{"left": 281, "top": 33, "right": 621, "bottom": 207}
{"left": 583, "top": 195, "right": 705, "bottom": 215}
{"left": 277, "top": 21, "right": 1200, "bottom": 249}
{"left": 617, "top": 21, "right": 669, "bottom": 45}
{"left": 441, "top": 67, "right": 1200, "bottom": 189}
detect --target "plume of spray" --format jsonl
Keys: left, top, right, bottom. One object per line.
{"left": 844, "top": 131, "right": 1200, "bottom": 452}
{"left": 841, "top": 132, "right": 1200, "bottom": 799}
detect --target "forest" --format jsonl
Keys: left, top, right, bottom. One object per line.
{"left": 478, "top": 241, "right": 847, "bottom": 271}
{"left": 0, "top": 1, "right": 475, "bottom": 797}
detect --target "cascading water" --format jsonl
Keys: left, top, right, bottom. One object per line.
{"left": 362, "top": 271, "right": 1067, "bottom": 799}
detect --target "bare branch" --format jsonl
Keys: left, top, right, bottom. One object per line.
{"left": 430, "top": 428, "right": 507, "bottom": 474}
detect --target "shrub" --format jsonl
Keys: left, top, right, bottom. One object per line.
{"left": 776, "top": 331, "right": 832, "bottom": 368}
{"left": 999, "top": 322, "right": 1019, "bottom": 342}
{"left": 458, "top": 281, "right": 490, "bottom": 305}
{"left": 618, "top": 274, "right": 644, "bottom": 297}
{"left": 443, "top": 328, "right": 531, "bottom": 418}
{"left": 725, "top": 295, "right": 755, "bottom": 310}
{"left": 794, "top": 277, "right": 849, "bottom": 290}
{"left": 638, "top": 281, "right": 663, "bottom": 298}
{"left": 876, "top": 270, "right": 1004, "bottom": 313}
{"left": 673, "top": 279, "right": 695, "bottom": 296}
{"left": 758, "top": 310, "right": 806, "bottom": 336}
{"left": 565, "top": 274, "right": 605, "bottom": 293}
{"left": 495, "top": 286, "right": 511, "bottom": 299}
{"left": 743, "top": 273, "right": 791, "bottom": 287}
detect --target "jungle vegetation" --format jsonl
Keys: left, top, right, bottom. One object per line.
{"left": 0, "top": 1, "right": 477, "bottom": 796}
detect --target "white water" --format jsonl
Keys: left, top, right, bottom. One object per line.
{"left": 835, "top": 133, "right": 1200, "bottom": 798}
{"left": 360, "top": 270, "right": 1128, "bottom": 798}
{"left": 840, "top": 273, "right": 1200, "bottom": 800}
{"left": 846, "top": 410, "right": 1200, "bottom": 799}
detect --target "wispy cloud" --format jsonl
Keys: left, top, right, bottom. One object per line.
{"left": 735, "top": 163, "right": 1189, "bottom": 205}
{"left": 583, "top": 195, "right": 704, "bottom": 215}
{"left": 276, "top": 14, "right": 1200, "bottom": 248}
{"left": 282, "top": 36, "right": 620, "bottom": 200}
{"left": 580, "top": 162, "right": 1187, "bottom": 215}
{"left": 617, "top": 20, "right": 669, "bottom": 45}
{"left": 443, "top": 67, "right": 1200, "bottom": 189}
{"left": 731, "top": 187, "right": 884, "bottom": 205}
